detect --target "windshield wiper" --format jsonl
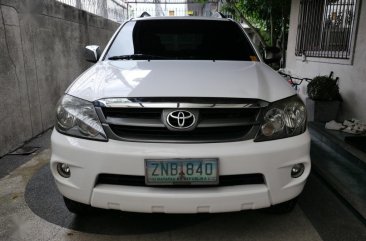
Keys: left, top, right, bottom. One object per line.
{"left": 108, "top": 54, "right": 168, "bottom": 60}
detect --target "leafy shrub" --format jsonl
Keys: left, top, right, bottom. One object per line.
{"left": 307, "top": 75, "right": 342, "bottom": 101}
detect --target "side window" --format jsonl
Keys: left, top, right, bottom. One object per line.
{"left": 295, "top": 0, "right": 358, "bottom": 59}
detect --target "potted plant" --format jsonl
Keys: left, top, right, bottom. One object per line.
{"left": 306, "top": 72, "right": 342, "bottom": 122}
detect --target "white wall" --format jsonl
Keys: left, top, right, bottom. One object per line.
{"left": 286, "top": 0, "right": 366, "bottom": 121}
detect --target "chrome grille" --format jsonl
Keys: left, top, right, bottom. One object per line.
{"left": 95, "top": 98, "right": 266, "bottom": 143}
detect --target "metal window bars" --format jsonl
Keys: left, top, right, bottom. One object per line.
{"left": 295, "top": 0, "right": 357, "bottom": 59}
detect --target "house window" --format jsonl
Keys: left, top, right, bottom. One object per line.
{"left": 295, "top": 0, "right": 357, "bottom": 59}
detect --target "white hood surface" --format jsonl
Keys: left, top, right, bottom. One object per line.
{"left": 67, "top": 60, "right": 295, "bottom": 103}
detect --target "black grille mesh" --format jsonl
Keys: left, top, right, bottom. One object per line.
{"left": 96, "top": 173, "right": 265, "bottom": 187}
{"left": 101, "top": 105, "right": 261, "bottom": 142}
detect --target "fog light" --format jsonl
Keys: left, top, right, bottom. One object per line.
{"left": 57, "top": 163, "right": 71, "bottom": 178}
{"left": 291, "top": 163, "right": 305, "bottom": 178}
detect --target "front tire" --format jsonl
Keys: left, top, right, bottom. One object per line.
{"left": 63, "top": 196, "right": 93, "bottom": 215}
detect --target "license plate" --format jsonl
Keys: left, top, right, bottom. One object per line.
{"left": 145, "top": 158, "right": 219, "bottom": 185}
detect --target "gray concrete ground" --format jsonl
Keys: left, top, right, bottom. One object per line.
{"left": 0, "top": 130, "right": 365, "bottom": 241}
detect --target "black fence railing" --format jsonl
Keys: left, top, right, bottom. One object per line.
{"left": 295, "top": 0, "right": 357, "bottom": 59}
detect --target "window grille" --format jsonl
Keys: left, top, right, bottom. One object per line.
{"left": 295, "top": 0, "right": 357, "bottom": 59}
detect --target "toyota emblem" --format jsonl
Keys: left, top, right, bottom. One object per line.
{"left": 166, "top": 110, "right": 196, "bottom": 129}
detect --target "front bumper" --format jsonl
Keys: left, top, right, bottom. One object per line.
{"left": 50, "top": 129, "right": 311, "bottom": 213}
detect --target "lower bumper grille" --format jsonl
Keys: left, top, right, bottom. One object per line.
{"left": 96, "top": 173, "right": 265, "bottom": 187}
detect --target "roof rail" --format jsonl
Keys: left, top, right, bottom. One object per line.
{"left": 140, "top": 12, "right": 151, "bottom": 18}
{"left": 212, "top": 12, "right": 227, "bottom": 18}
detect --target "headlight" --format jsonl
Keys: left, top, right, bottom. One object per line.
{"left": 55, "top": 95, "right": 107, "bottom": 141}
{"left": 255, "top": 95, "right": 306, "bottom": 142}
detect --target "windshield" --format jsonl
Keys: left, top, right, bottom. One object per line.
{"left": 105, "top": 19, "right": 258, "bottom": 61}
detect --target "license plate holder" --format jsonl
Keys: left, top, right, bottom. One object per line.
{"left": 145, "top": 158, "right": 219, "bottom": 186}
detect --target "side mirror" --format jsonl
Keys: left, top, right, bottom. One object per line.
{"left": 264, "top": 46, "right": 282, "bottom": 64}
{"left": 84, "top": 45, "right": 101, "bottom": 63}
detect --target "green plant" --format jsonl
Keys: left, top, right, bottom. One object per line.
{"left": 307, "top": 75, "right": 342, "bottom": 101}
{"left": 219, "top": 0, "right": 291, "bottom": 47}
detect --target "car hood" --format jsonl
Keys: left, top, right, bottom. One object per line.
{"left": 66, "top": 60, "right": 295, "bottom": 102}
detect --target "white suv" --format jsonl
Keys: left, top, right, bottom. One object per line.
{"left": 51, "top": 16, "right": 310, "bottom": 214}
